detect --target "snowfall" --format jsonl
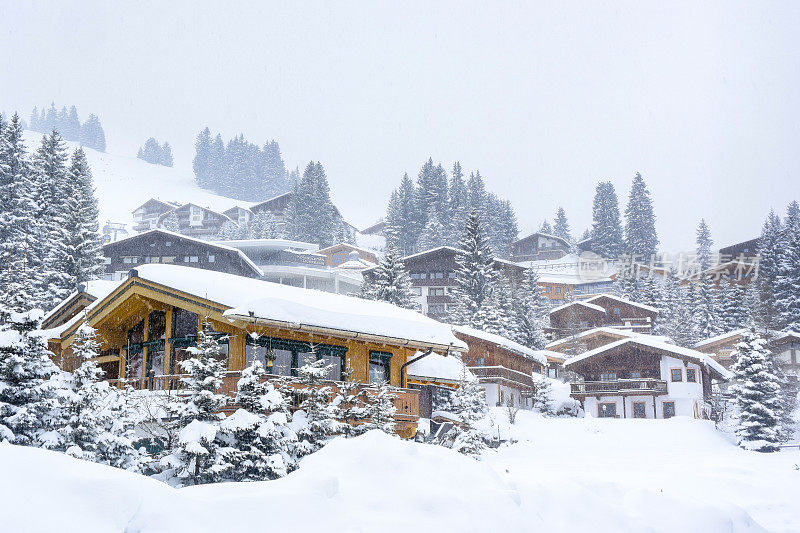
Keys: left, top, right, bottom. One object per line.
{"left": 2, "top": 411, "right": 798, "bottom": 533}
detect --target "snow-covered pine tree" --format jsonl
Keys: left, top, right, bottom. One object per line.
{"left": 0, "top": 308, "right": 64, "bottom": 447}
{"left": 614, "top": 262, "right": 640, "bottom": 302}
{"left": 447, "top": 162, "right": 468, "bottom": 245}
{"left": 638, "top": 274, "right": 663, "bottom": 311}
{"left": 418, "top": 207, "right": 447, "bottom": 251}
{"left": 692, "top": 274, "right": 724, "bottom": 340}
{"left": 0, "top": 113, "right": 38, "bottom": 310}
{"left": 52, "top": 149, "right": 104, "bottom": 290}
{"left": 553, "top": 207, "right": 572, "bottom": 243}
{"left": 360, "top": 380, "right": 397, "bottom": 435}
{"left": 624, "top": 172, "right": 658, "bottom": 259}
{"left": 718, "top": 277, "right": 748, "bottom": 332}
{"left": 292, "top": 354, "right": 345, "bottom": 457}
{"left": 591, "top": 181, "right": 624, "bottom": 258}
{"left": 532, "top": 374, "right": 554, "bottom": 416}
{"left": 514, "top": 268, "right": 549, "bottom": 350}
{"left": 774, "top": 201, "right": 800, "bottom": 332}
{"left": 79, "top": 114, "right": 106, "bottom": 152}
{"left": 219, "top": 360, "right": 297, "bottom": 481}
{"left": 137, "top": 138, "right": 163, "bottom": 165}
{"left": 61, "top": 326, "right": 141, "bottom": 470}
{"left": 753, "top": 210, "right": 783, "bottom": 329}
{"left": 161, "top": 211, "right": 180, "bottom": 233}
{"left": 385, "top": 173, "right": 420, "bottom": 255}
{"left": 730, "top": 327, "right": 782, "bottom": 452}
{"left": 360, "top": 244, "right": 416, "bottom": 309}
{"left": 161, "top": 142, "right": 174, "bottom": 167}
{"left": 466, "top": 171, "right": 487, "bottom": 216}
{"left": 443, "top": 364, "right": 487, "bottom": 457}
{"left": 249, "top": 211, "right": 279, "bottom": 239}
{"left": 166, "top": 328, "right": 229, "bottom": 486}
{"left": 286, "top": 162, "right": 339, "bottom": 247}
{"left": 416, "top": 158, "right": 449, "bottom": 233}
{"left": 696, "top": 219, "right": 714, "bottom": 271}
{"left": 488, "top": 198, "right": 518, "bottom": 259}
{"left": 450, "top": 209, "right": 498, "bottom": 327}
{"left": 332, "top": 366, "right": 369, "bottom": 436}
{"left": 193, "top": 127, "right": 213, "bottom": 188}
{"left": 539, "top": 220, "right": 553, "bottom": 235}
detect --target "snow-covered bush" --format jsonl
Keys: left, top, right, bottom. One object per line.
{"left": 291, "top": 354, "right": 347, "bottom": 457}
{"left": 441, "top": 365, "right": 488, "bottom": 458}
{"left": 533, "top": 374, "right": 581, "bottom": 417}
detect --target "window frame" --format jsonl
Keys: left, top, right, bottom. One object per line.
{"left": 662, "top": 401, "right": 676, "bottom": 419}
{"left": 368, "top": 350, "right": 392, "bottom": 385}
{"left": 670, "top": 368, "right": 683, "bottom": 382}
{"left": 597, "top": 402, "right": 617, "bottom": 418}
{"left": 632, "top": 401, "right": 647, "bottom": 418}
{"left": 686, "top": 368, "right": 697, "bottom": 383}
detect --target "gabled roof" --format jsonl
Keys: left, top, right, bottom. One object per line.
{"left": 407, "top": 351, "right": 474, "bottom": 383}
{"left": 693, "top": 328, "right": 749, "bottom": 349}
{"left": 582, "top": 293, "right": 660, "bottom": 315}
{"left": 222, "top": 205, "right": 254, "bottom": 217}
{"left": 773, "top": 330, "right": 800, "bottom": 343}
{"left": 115, "top": 265, "right": 466, "bottom": 351}
{"left": 132, "top": 198, "right": 180, "bottom": 213}
{"left": 545, "top": 326, "right": 666, "bottom": 351}
{"left": 398, "top": 246, "right": 525, "bottom": 273}
{"left": 549, "top": 300, "right": 607, "bottom": 315}
{"left": 563, "top": 337, "right": 731, "bottom": 380}
{"left": 452, "top": 325, "right": 547, "bottom": 365}
{"left": 157, "top": 202, "right": 234, "bottom": 223}
{"left": 41, "top": 279, "right": 123, "bottom": 330}
{"left": 104, "top": 228, "right": 264, "bottom": 277}
{"left": 512, "top": 232, "right": 570, "bottom": 248}
{"left": 318, "top": 243, "right": 378, "bottom": 257}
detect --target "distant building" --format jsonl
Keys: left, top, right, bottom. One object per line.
{"left": 548, "top": 293, "right": 659, "bottom": 339}
{"left": 511, "top": 232, "right": 570, "bottom": 262}
{"left": 360, "top": 220, "right": 387, "bottom": 236}
{"left": 101, "top": 229, "right": 263, "bottom": 281}
{"left": 693, "top": 329, "right": 749, "bottom": 369}
{"left": 220, "top": 238, "right": 363, "bottom": 294}
{"left": 102, "top": 221, "right": 129, "bottom": 243}
{"left": 154, "top": 203, "right": 233, "bottom": 240}
{"left": 375, "top": 246, "right": 526, "bottom": 319}
{"left": 317, "top": 243, "right": 378, "bottom": 267}
{"left": 719, "top": 238, "right": 759, "bottom": 259}
{"left": 132, "top": 199, "right": 181, "bottom": 232}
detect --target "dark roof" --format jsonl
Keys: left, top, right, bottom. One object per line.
{"left": 512, "top": 232, "right": 570, "bottom": 248}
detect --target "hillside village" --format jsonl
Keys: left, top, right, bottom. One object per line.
{"left": 2, "top": 104, "right": 800, "bottom": 531}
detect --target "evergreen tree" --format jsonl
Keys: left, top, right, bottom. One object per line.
{"left": 753, "top": 211, "right": 782, "bottom": 329}
{"left": 692, "top": 275, "right": 723, "bottom": 340}
{"left": 61, "top": 326, "right": 141, "bottom": 469}
{"left": 332, "top": 366, "right": 369, "bottom": 436}
{"left": 385, "top": 173, "right": 420, "bottom": 255}
{"left": 514, "top": 268, "right": 549, "bottom": 350}
{"left": 218, "top": 360, "right": 297, "bottom": 481}
{"left": 730, "top": 328, "right": 782, "bottom": 452}
{"left": 774, "top": 201, "right": 800, "bottom": 332}
{"left": 0, "top": 113, "right": 38, "bottom": 310}
{"left": 161, "top": 211, "right": 180, "bottom": 233}
{"left": 292, "top": 354, "right": 346, "bottom": 457}
{"left": 418, "top": 207, "right": 447, "bottom": 251}
{"left": 448, "top": 162, "right": 469, "bottom": 244}
{"left": 249, "top": 211, "right": 279, "bottom": 239}
{"left": 193, "top": 127, "right": 213, "bottom": 188}
{"left": 553, "top": 207, "right": 572, "bottom": 243}
{"left": 0, "top": 308, "right": 64, "bottom": 447}
{"left": 591, "top": 181, "right": 624, "bottom": 258}
{"left": 624, "top": 172, "right": 658, "bottom": 259}
{"left": 79, "top": 114, "right": 106, "bottom": 152}
{"left": 442, "top": 364, "right": 486, "bottom": 457}
{"left": 286, "top": 162, "right": 339, "bottom": 247}
{"left": 166, "top": 329, "right": 229, "bottom": 486}
{"left": 360, "top": 380, "right": 397, "bottom": 435}
{"left": 161, "top": 142, "right": 174, "bottom": 167}
{"left": 50, "top": 149, "right": 104, "bottom": 292}
{"left": 416, "top": 158, "right": 449, "bottom": 230}
{"left": 696, "top": 219, "right": 714, "bottom": 271}
{"left": 450, "top": 210, "right": 498, "bottom": 327}
{"left": 360, "top": 244, "right": 416, "bottom": 309}
{"left": 466, "top": 171, "right": 487, "bottom": 216}
{"left": 539, "top": 220, "right": 553, "bottom": 235}
{"left": 718, "top": 277, "right": 748, "bottom": 331}
{"left": 532, "top": 375, "right": 554, "bottom": 416}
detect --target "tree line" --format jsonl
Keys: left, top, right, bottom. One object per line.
{"left": 0, "top": 112, "right": 105, "bottom": 311}
{"left": 28, "top": 103, "right": 107, "bottom": 152}
{"left": 137, "top": 137, "right": 173, "bottom": 167}
{"left": 384, "top": 160, "right": 519, "bottom": 259}
{"left": 193, "top": 127, "right": 296, "bottom": 202}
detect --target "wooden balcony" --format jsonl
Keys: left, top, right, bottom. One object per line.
{"left": 468, "top": 365, "right": 535, "bottom": 390}
{"left": 108, "top": 373, "right": 419, "bottom": 425}
{"left": 570, "top": 378, "right": 667, "bottom": 396}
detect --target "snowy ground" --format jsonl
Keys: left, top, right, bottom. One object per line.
{"left": 2, "top": 411, "right": 798, "bottom": 532}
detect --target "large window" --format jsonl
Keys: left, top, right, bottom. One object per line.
{"left": 633, "top": 402, "right": 646, "bottom": 418}
{"left": 686, "top": 368, "right": 697, "bottom": 383}
{"left": 272, "top": 349, "right": 293, "bottom": 376}
{"left": 126, "top": 320, "right": 145, "bottom": 379}
{"left": 663, "top": 401, "right": 676, "bottom": 418}
{"left": 368, "top": 351, "right": 392, "bottom": 384}
{"left": 429, "top": 287, "right": 445, "bottom": 297}
{"left": 600, "top": 372, "right": 617, "bottom": 382}
{"left": 670, "top": 368, "right": 683, "bottom": 382}
{"left": 245, "top": 336, "right": 347, "bottom": 379}
{"left": 598, "top": 402, "right": 617, "bottom": 418}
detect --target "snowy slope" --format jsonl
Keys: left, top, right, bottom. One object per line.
{"left": 3, "top": 418, "right": 798, "bottom": 532}
{"left": 22, "top": 130, "right": 255, "bottom": 232}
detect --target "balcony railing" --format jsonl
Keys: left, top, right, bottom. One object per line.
{"left": 468, "top": 365, "right": 535, "bottom": 389}
{"left": 570, "top": 378, "right": 667, "bottom": 396}
{"left": 108, "top": 372, "right": 419, "bottom": 421}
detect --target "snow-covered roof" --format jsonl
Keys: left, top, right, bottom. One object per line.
{"left": 564, "top": 337, "right": 731, "bottom": 379}
{"left": 532, "top": 349, "right": 568, "bottom": 363}
{"left": 41, "top": 279, "right": 122, "bottom": 327}
{"left": 583, "top": 293, "right": 660, "bottom": 314}
{"left": 131, "top": 264, "right": 467, "bottom": 350}
{"left": 335, "top": 258, "right": 377, "bottom": 271}
{"left": 107, "top": 228, "right": 264, "bottom": 277}
{"left": 452, "top": 325, "right": 548, "bottom": 365}
{"left": 549, "top": 300, "right": 606, "bottom": 315}
{"left": 545, "top": 327, "right": 669, "bottom": 350}
{"left": 693, "top": 328, "right": 749, "bottom": 349}
{"left": 513, "top": 231, "right": 570, "bottom": 248}
{"left": 773, "top": 330, "right": 800, "bottom": 342}
{"left": 407, "top": 351, "right": 474, "bottom": 382}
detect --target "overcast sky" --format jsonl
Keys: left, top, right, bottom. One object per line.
{"left": 2, "top": 1, "right": 798, "bottom": 252}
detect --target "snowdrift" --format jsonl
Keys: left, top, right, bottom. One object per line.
{"left": 3, "top": 417, "right": 796, "bottom": 532}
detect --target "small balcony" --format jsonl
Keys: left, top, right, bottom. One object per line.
{"left": 468, "top": 365, "right": 535, "bottom": 390}
{"left": 570, "top": 378, "right": 667, "bottom": 396}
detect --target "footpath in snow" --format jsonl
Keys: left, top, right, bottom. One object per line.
{"left": 1, "top": 412, "right": 798, "bottom": 532}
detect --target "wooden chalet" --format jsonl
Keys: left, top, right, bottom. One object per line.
{"left": 317, "top": 243, "right": 378, "bottom": 267}
{"left": 564, "top": 337, "right": 730, "bottom": 419}
{"left": 40, "top": 280, "right": 122, "bottom": 331}
{"left": 381, "top": 246, "right": 526, "bottom": 318}
{"left": 453, "top": 325, "right": 547, "bottom": 408}
{"left": 510, "top": 232, "right": 570, "bottom": 262}
{"left": 132, "top": 199, "right": 181, "bottom": 232}
{"left": 695, "top": 329, "right": 800, "bottom": 378}
{"left": 155, "top": 203, "right": 233, "bottom": 240}
{"left": 548, "top": 293, "right": 659, "bottom": 339}
{"left": 46, "top": 264, "right": 467, "bottom": 437}
{"left": 101, "top": 229, "right": 263, "bottom": 281}
{"left": 693, "top": 329, "right": 749, "bottom": 369}
{"left": 545, "top": 327, "right": 655, "bottom": 356}
{"left": 360, "top": 220, "right": 387, "bottom": 236}
{"left": 773, "top": 331, "right": 800, "bottom": 378}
